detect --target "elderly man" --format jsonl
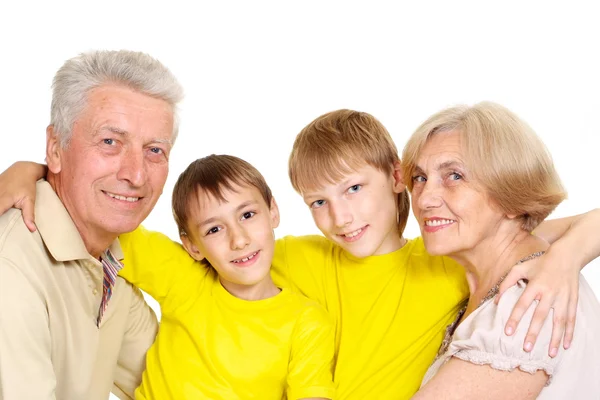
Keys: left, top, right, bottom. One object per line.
{"left": 0, "top": 50, "right": 183, "bottom": 399}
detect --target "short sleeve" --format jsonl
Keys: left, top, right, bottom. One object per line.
{"left": 118, "top": 226, "right": 209, "bottom": 312}
{"left": 271, "top": 235, "right": 331, "bottom": 305}
{"left": 287, "top": 302, "right": 336, "bottom": 400}
{"left": 447, "top": 281, "right": 560, "bottom": 380}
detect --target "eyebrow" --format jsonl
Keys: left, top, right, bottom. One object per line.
{"left": 95, "top": 125, "right": 173, "bottom": 146}
{"left": 414, "top": 160, "right": 464, "bottom": 174}
{"left": 197, "top": 200, "right": 258, "bottom": 227}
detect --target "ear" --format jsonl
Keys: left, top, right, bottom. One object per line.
{"left": 269, "top": 197, "right": 281, "bottom": 229}
{"left": 392, "top": 160, "right": 406, "bottom": 193}
{"left": 46, "top": 125, "right": 62, "bottom": 174}
{"left": 181, "top": 234, "right": 206, "bottom": 262}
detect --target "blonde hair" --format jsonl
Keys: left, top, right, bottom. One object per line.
{"left": 289, "top": 109, "right": 410, "bottom": 236}
{"left": 402, "top": 101, "right": 566, "bottom": 232}
{"left": 172, "top": 154, "right": 273, "bottom": 237}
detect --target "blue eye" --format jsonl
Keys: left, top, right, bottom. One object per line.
{"left": 449, "top": 172, "right": 462, "bottom": 181}
{"left": 348, "top": 184, "right": 361, "bottom": 194}
{"left": 311, "top": 199, "right": 326, "bottom": 209}
{"left": 150, "top": 147, "right": 163, "bottom": 154}
{"left": 412, "top": 175, "right": 426, "bottom": 183}
{"left": 103, "top": 138, "right": 115, "bottom": 145}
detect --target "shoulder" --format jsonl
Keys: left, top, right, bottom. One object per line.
{"left": 0, "top": 209, "right": 49, "bottom": 279}
{"left": 285, "top": 290, "right": 333, "bottom": 327}
{"left": 119, "top": 225, "right": 186, "bottom": 255}
{"left": 449, "top": 282, "right": 559, "bottom": 376}
{"left": 403, "top": 237, "right": 468, "bottom": 299}
{"left": 0, "top": 209, "right": 39, "bottom": 254}
{"left": 276, "top": 234, "right": 335, "bottom": 256}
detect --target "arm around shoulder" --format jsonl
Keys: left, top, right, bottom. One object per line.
{"left": 118, "top": 226, "right": 201, "bottom": 306}
{"left": 414, "top": 283, "right": 559, "bottom": 400}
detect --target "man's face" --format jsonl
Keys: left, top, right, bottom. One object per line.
{"left": 47, "top": 84, "right": 174, "bottom": 247}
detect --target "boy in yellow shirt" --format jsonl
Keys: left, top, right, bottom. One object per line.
{"left": 2, "top": 110, "right": 598, "bottom": 399}
{"left": 118, "top": 154, "right": 335, "bottom": 399}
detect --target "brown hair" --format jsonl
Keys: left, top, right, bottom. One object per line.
{"left": 172, "top": 154, "right": 273, "bottom": 237}
{"left": 289, "top": 109, "right": 410, "bottom": 236}
{"left": 402, "top": 101, "right": 566, "bottom": 232}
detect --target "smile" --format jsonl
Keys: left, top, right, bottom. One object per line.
{"left": 424, "top": 219, "right": 455, "bottom": 227}
{"left": 232, "top": 251, "right": 259, "bottom": 264}
{"left": 104, "top": 191, "right": 141, "bottom": 203}
{"left": 338, "top": 226, "right": 367, "bottom": 242}
{"left": 342, "top": 228, "right": 363, "bottom": 238}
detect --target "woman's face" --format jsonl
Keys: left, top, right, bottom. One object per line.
{"left": 410, "top": 130, "right": 506, "bottom": 257}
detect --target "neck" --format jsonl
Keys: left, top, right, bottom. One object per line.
{"left": 450, "top": 221, "right": 550, "bottom": 306}
{"left": 220, "top": 273, "right": 281, "bottom": 301}
{"left": 48, "top": 173, "right": 115, "bottom": 259}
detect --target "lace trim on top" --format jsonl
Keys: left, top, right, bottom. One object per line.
{"left": 437, "top": 251, "right": 546, "bottom": 358}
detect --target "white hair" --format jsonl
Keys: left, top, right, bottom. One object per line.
{"left": 50, "top": 49, "right": 184, "bottom": 147}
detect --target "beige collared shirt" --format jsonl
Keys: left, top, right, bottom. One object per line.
{"left": 0, "top": 180, "right": 158, "bottom": 400}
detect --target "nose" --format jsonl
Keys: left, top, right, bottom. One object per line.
{"left": 117, "top": 147, "right": 148, "bottom": 187}
{"left": 230, "top": 223, "right": 251, "bottom": 250}
{"left": 416, "top": 181, "right": 443, "bottom": 210}
{"left": 329, "top": 200, "right": 353, "bottom": 228}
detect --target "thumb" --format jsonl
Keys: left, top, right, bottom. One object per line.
{"left": 21, "top": 197, "right": 37, "bottom": 232}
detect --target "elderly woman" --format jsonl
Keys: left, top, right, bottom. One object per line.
{"left": 402, "top": 102, "right": 600, "bottom": 399}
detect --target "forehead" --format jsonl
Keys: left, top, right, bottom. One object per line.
{"left": 416, "top": 130, "right": 465, "bottom": 168}
{"left": 301, "top": 163, "right": 386, "bottom": 195}
{"left": 76, "top": 84, "right": 174, "bottom": 141}
{"left": 189, "top": 183, "right": 265, "bottom": 219}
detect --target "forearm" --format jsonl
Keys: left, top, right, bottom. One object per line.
{"left": 13, "top": 161, "right": 48, "bottom": 180}
{"left": 544, "top": 208, "right": 600, "bottom": 269}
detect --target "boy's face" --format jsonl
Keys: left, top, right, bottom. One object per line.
{"left": 301, "top": 163, "right": 405, "bottom": 257}
{"left": 182, "top": 182, "right": 280, "bottom": 294}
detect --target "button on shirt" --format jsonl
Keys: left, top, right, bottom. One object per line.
{"left": 0, "top": 180, "right": 158, "bottom": 400}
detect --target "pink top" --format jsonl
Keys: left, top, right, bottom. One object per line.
{"left": 421, "top": 276, "right": 600, "bottom": 399}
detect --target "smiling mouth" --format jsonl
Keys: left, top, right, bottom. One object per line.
{"left": 104, "top": 191, "right": 141, "bottom": 203}
{"left": 232, "top": 251, "right": 259, "bottom": 264}
{"left": 340, "top": 227, "right": 363, "bottom": 238}
{"left": 424, "top": 219, "right": 456, "bottom": 227}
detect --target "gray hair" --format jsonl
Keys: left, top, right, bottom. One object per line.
{"left": 50, "top": 50, "right": 184, "bottom": 147}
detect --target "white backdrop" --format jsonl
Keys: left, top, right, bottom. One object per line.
{"left": 1, "top": 3, "right": 598, "bottom": 395}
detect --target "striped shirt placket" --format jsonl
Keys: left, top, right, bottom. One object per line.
{"left": 97, "top": 249, "right": 123, "bottom": 326}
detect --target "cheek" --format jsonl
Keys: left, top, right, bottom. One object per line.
{"left": 310, "top": 209, "right": 328, "bottom": 228}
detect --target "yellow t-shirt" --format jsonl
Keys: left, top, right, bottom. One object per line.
{"left": 118, "top": 227, "right": 336, "bottom": 400}
{"left": 271, "top": 235, "right": 469, "bottom": 400}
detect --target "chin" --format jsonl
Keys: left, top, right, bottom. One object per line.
{"left": 422, "top": 240, "right": 453, "bottom": 256}
{"left": 340, "top": 243, "right": 376, "bottom": 258}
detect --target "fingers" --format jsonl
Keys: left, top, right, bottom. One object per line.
{"left": 504, "top": 286, "right": 539, "bottom": 336}
{"left": 497, "top": 266, "right": 527, "bottom": 305}
{"left": 20, "top": 197, "right": 37, "bottom": 232}
{"left": 546, "top": 301, "right": 566, "bottom": 358}
{"left": 563, "top": 294, "right": 578, "bottom": 349}
{"left": 521, "top": 296, "right": 555, "bottom": 353}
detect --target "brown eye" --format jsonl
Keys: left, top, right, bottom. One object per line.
{"left": 241, "top": 211, "right": 255, "bottom": 220}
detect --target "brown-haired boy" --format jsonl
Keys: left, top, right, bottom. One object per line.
{"left": 118, "top": 154, "right": 335, "bottom": 400}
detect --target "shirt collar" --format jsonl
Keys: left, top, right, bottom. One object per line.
{"left": 35, "top": 180, "right": 124, "bottom": 262}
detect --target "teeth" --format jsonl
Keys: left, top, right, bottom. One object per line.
{"left": 425, "top": 219, "right": 455, "bottom": 226}
{"left": 233, "top": 252, "right": 257, "bottom": 263}
{"left": 106, "top": 192, "right": 140, "bottom": 202}
{"left": 343, "top": 228, "right": 362, "bottom": 238}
